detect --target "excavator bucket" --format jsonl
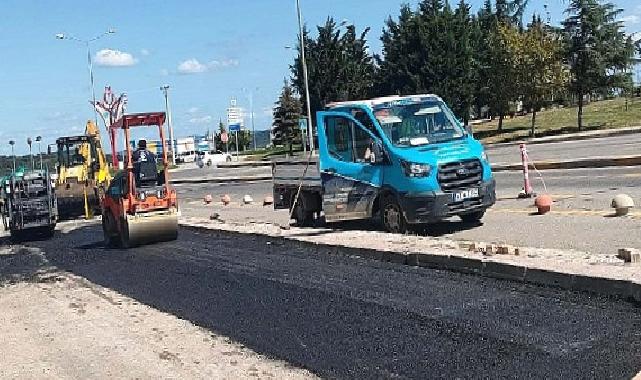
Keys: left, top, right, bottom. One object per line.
{"left": 122, "top": 210, "right": 178, "bottom": 248}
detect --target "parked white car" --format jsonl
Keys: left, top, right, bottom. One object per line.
{"left": 196, "top": 150, "right": 232, "bottom": 167}
{"left": 176, "top": 150, "right": 197, "bottom": 164}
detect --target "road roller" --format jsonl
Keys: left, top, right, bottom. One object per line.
{"left": 101, "top": 112, "right": 178, "bottom": 248}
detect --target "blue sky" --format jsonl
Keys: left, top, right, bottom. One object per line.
{"left": 0, "top": 0, "right": 640, "bottom": 154}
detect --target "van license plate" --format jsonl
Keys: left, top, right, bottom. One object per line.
{"left": 453, "top": 188, "right": 479, "bottom": 202}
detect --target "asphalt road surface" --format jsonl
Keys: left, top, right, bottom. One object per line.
{"left": 175, "top": 166, "right": 641, "bottom": 254}
{"left": 17, "top": 224, "right": 641, "bottom": 379}
{"left": 486, "top": 133, "right": 641, "bottom": 163}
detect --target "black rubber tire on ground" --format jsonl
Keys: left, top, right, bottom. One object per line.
{"left": 381, "top": 195, "right": 408, "bottom": 234}
{"left": 292, "top": 196, "right": 314, "bottom": 227}
{"left": 118, "top": 218, "right": 131, "bottom": 249}
{"left": 460, "top": 210, "right": 486, "bottom": 223}
{"left": 102, "top": 213, "right": 115, "bottom": 247}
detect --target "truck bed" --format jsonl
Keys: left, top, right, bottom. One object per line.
{"left": 272, "top": 158, "right": 321, "bottom": 210}
{"left": 272, "top": 158, "right": 321, "bottom": 189}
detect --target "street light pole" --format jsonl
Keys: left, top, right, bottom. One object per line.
{"left": 161, "top": 85, "right": 176, "bottom": 165}
{"left": 36, "top": 136, "right": 42, "bottom": 170}
{"left": 9, "top": 140, "right": 15, "bottom": 174}
{"left": 296, "top": 0, "right": 314, "bottom": 152}
{"left": 55, "top": 29, "right": 115, "bottom": 130}
{"left": 242, "top": 87, "right": 259, "bottom": 151}
{"left": 27, "top": 137, "right": 33, "bottom": 170}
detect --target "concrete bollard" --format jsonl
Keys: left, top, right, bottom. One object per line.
{"left": 263, "top": 196, "right": 274, "bottom": 206}
{"left": 204, "top": 194, "right": 213, "bottom": 204}
{"left": 611, "top": 194, "right": 634, "bottom": 216}
{"left": 535, "top": 194, "right": 553, "bottom": 215}
{"left": 243, "top": 194, "right": 253, "bottom": 205}
{"left": 221, "top": 194, "right": 231, "bottom": 206}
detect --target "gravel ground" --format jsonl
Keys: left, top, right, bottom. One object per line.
{"left": 4, "top": 222, "right": 640, "bottom": 379}
{"left": 0, "top": 240, "right": 316, "bottom": 380}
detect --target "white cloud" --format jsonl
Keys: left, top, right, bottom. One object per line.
{"left": 176, "top": 58, "right": 239, "bottom": 74}
{"left": 141, "top": 48, "right": 150, "bottom": 56}
{"left": 187, "top": 107, "right": 200, "bottom": 114}
{"left": 189, "top": 115, "right": 213, "bottom": 124}
{"left": 94, "top": 49, "right": 138, "bottom": 67}
{"left": 160, "top": 68, "right": 169, "bottom": 76}
{"left": 177, "top": 58, "right": 208, "bottom": 74}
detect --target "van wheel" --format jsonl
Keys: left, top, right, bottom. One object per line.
{"left": 381, "top": 195, "right": 407, "bottom": 234}
{"left": 292, "top": 196, "right": 314, "bottom": 227}
{"left": 460, "top": 210, "right": 485, "bottom": 223}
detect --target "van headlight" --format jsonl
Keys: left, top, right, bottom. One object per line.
{"left": 401, "top": 160, "right": 431, "bottom": 178}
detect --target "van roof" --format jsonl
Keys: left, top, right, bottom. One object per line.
{"left": 326, "top": 94, "right": 442, "bottom": 110}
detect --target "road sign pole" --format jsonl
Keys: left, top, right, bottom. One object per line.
{"left": 235, "top": 131, "right": 239, "bottom": 161}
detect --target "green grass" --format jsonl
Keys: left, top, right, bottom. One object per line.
{"left": 473, "top": 96, "right": 641, "bottom": 144}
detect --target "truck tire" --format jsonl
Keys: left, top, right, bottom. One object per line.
{"left": 381, "top": 195, "right": 407, "bottom": 234}
{"left": 292, "top": 195, "right": 314, "bottom": 227}
{"left": 460, "top": 210, "right": 485, "bottom": 223}
{"left": 102, "top": 213, "right": 116, "bottom": 247}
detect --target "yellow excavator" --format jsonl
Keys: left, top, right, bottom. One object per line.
{"left": 52, "top": 120, "right": 111, "bottom": 219}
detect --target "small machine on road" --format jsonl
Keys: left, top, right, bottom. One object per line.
{"left": 52, "top": 120, "right": 112, "bottom": 219}
{"left": 1, "top": 168, "right": 58, "bottom": 239}
{"left": 101, "top": 112, "right": 178, "bottom": 248}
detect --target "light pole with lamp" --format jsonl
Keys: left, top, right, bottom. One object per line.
{"left": 55, "top": 28, "right": 116, "bottom": 129}
{"left": 160, "top": 85, "right": 176, "bottom": 166}
{"left": 36, "top": 136, "right": 43, "bottom": 170}
{"left": 9, "top": 140, "right": 15, "bottom": 174}
{"left": 242, "top": 87, "right": 259, "bottom": 151}
{"left": 295, "top": 0, "right": 314, "bottom": 152}
{"left": 27, "top": 137, "right": 34, "bottom": 170}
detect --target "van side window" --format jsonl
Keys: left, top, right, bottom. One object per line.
{"left": 326, "top": 116, "right": 373, "bottom": 163}
{"left": 325, "top": 116, "right": 353, "bottom": 162}
{"left": 351, "top": 109, "right": 379, "bottom": 138}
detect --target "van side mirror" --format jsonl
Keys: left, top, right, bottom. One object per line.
{"left": 370, "top": 141, "right": 385, "bottom": 165}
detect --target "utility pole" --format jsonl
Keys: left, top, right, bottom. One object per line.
{"left": 36, "top": 136, "right": 43, "bottom": 170}
{"left": 55, "top": 29, "right": 115, "bottom": 131}
{"left": 27, "top": 137, "right": 34, "bottom": 170}
{"left": 160, "top": 85, "right": 176, "bottom": 165}
{"left": 250, "top": 91, "right": 256, "bottom": 151}
{"left": 9, "top": 140, "right": 15, "bottom": 174}
{"left": 296, "top": 0, "right": 314, "bottom": 152}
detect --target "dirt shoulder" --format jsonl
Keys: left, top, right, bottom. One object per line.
{"left": 0, "top": 245, "right": 316, "bottom": 380}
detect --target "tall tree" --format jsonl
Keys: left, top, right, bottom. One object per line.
{"left": 563, "top": 0, "right": 635, "bottom": 129}
{"left": 506, "top": 17, "right": 568, "bottom": 136}
{"left": 291, "top": 19, "right": 376, "bottom": 126}
{"left": 377, "top": 0, "right": 479, "bottom": 124}
{"left": 272, "top": 79, "right": 302, "bottom": 154}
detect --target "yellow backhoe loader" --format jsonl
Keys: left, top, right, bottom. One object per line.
{"left": 52, "top": 120, "right": 111, "bottom": 219}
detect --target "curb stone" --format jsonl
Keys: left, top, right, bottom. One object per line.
{"left": 485, "top": 125, "right": 641, "bottom": 148}
{"left": 171, "top": 175, "right": 272, "bottom": 184}
{"left": 491, "top": 154, "right": 641, "bottom": 172}
{"left": 179, "top": 221, "right": 641, "bottom": 303}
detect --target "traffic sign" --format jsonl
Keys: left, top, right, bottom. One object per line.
{"left": 221, "top": 132, "right": 229, "bottom": 143}
{"left": 299, "top": 118, "right": 308, "bottom": 131}
{"left": 229, "top": 123, "right": 241, "bottom": 132}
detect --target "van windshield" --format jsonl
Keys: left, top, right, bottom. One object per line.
{"left": 373, "top": 101, "right": 465, "bottom": 147}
